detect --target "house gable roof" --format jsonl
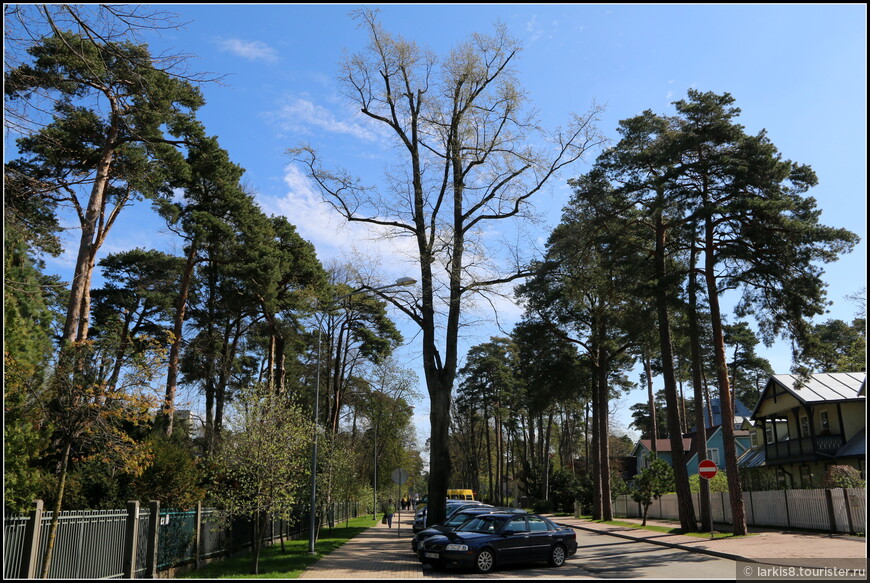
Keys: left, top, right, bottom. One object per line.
{"left": 634, "top": 437, "right": 693, "bottom": 456}
{"left": 751, "top": 372, "right": 866, "bottom": 419}
{"left": 702, "top": 397, "right": 754, "bottom": 428}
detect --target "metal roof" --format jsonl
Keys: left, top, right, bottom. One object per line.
{"left": 737, "top": 446, "right": 767, "bottom": 469}
{"left": 766, "top": 372, "right": 866, "bottom": 404}
{"left": 836, "top": 427, "right": 866, "bottom": 458}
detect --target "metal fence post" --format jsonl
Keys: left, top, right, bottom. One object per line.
{"left": 19, "top": 499, "right": 44, "bottom": 579}
{"left": 123, "top": 500, "right": 140, "bottom": 578}
{"left": 146, "top": 501, "right": 159, "bottom": 578}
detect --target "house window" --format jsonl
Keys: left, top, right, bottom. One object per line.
{"left": 800, "top": 415, "right": 810, "bottom": 438}
{"left": 706, "top": 449, "right": 720, "bottom": 466}
{"left": 765, "top": 424, "right": 775, "bottom": 444}
{"left": 819, "top": 411, "right": 831, "bottom": 435}
{"left": 750, "top": 431, "right": 758, "bottom": 448}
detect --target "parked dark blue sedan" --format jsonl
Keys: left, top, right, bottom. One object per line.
{"left": 416, "top": 512, "right": 577, "bottom": 574}
{"left": 411, "top": 506, "right": 524, "bottom": 552}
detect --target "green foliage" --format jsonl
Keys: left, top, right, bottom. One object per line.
{"left": 739, "top": 468, "right": 784, "bottom": 491}
{"left": 60, "top": 459, "right": 129, "bottom": 510}
{"left": 610, "top": 473, "right": 631, "bottom": 500}
{"left": 723, "top": 321, "right": 774, "bottom": 408}
{"left": 210, "top": 387, "right": 312, "bottom": 516}
{"left": 3, "top": 240, "right": 56, "bottom": 512}
{"left": 631, "top": 454, "right": 674, "bottom": 523}
{"left": 689, "top": 471, "right": 730, "bottom": 493}
{"left": 3, "top": 353, "right": 53, "bottom": 513}
{"left": 800, "top": 318, "right": 866, "bottom": 373}
{"left": 574, "top": 473, "right": 594, "bottom": 515}
{"left": 209, "top": 385, "right": 312, "bottom": 573}
{"left": 823, "top": 465, "right": 866, "bottom": 489}
{"left": 177, "top": 515, "right": 377, "bottom": 579}
{"left": 131, "top": 433, "right": 206, "bottom": 509}
{"left": 548, "top": 468, "right": 582, "bottom": 513}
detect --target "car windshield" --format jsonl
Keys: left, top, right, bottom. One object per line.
{"left": 458, "top": 515, "right": 507, "bottom": 534}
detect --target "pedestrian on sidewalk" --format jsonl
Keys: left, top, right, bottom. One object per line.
{"left": 383, "top": 499, "right": 396, "bottom": 528}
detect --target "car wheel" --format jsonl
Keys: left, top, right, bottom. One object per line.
{"left": 548, "top": 543, "right": 566, "bottom": 567}
{"left": 474, "top": 548, "right": 496, "bottom": 574}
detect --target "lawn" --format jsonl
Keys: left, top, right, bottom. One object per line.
{"left": 554, "top": 513, "right": 748, "bottom": 540}
{"left": 179, "top": 515, "right": 378, "bottom": 579}
{"left": 599, "top": 519, "right": 749, "bottom": 540}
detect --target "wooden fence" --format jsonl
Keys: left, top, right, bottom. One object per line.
{"left": 613, "top": 487, "right": 865, "bottom": 534}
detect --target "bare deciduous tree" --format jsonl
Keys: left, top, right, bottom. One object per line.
{"left": 292, "top": 8, "right": 604, "bottom": 525}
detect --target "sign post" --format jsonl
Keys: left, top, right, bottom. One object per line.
{"left": 698, "top": 460, "right": 717, "bottom": 539}
{"left": 391, "top": 468, "right": 409, "bottom": 537}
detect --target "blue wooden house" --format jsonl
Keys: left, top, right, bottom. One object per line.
{"left": 631, "top": 397, "right": 753, "bottom": 477}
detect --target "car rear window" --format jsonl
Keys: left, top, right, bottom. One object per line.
{"left": 528, "top": 516, "right": 551, "bottom": 531}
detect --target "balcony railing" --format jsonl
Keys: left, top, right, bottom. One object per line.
{"left": 765, "top": 433, "right": 845, "bottom": 464}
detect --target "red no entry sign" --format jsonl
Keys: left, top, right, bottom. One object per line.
{"left": 699, "top": 460, "right": 718, "bottom": 479}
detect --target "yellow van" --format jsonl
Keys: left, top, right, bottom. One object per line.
{"left": 447, "top": 489, "right": 475, "bottom": 501}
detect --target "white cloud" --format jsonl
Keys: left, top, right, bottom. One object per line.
{"left": 217, "top": 38, "right": 279, "bottom": 63}
{"left": 272, "top": 97, "right": 377, "bottom": 141}
{"left": 257, "top": 166, "right": 419, "bottom": 276}
{"left": 525, "top": 14, "right": 544, "bottom": 43}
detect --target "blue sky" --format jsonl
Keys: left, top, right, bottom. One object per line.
{"left": 13, "top": 4, "right": 867, "bottom": 444}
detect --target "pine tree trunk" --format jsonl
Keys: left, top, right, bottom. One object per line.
{"left": 655, "top": 211, "right": 696, "bottom": 531}
{"left": 688, "top": 240, "right": 712, "bottom": 532}
{"left": 596, "top": 349, "right": 612, "bottom": 521}
{"left": 704, "top": 215, "right": 748, "bottom": 536}
{"left": 164, "top": 242, "right": 197, "bottom": 436}
{"left": 62, "top": 122, "right": 119, "bottom": 344}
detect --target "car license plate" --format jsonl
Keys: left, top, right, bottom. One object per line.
{"left": 424, "top": 552, "right": 439, "bottom": 559}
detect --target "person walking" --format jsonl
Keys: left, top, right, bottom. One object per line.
{"left": 383, "top": 498, "right": 396, "bottom": 528}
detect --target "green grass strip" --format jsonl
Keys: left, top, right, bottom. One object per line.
{"left": 179, "top": 515, "right": 378, "bottom": 579}
{"left": 599, "top": 519, "right": 747, "bottom": 539}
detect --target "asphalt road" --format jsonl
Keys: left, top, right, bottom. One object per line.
{"left": 419, "top": 529, "right": 739, "bottom": 579}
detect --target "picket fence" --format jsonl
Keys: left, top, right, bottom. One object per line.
{"left": 613, "top": 487, "right": 866, "bottom": 534}
{"left": 3, "top": 499, "right": 361, "bottom": 579}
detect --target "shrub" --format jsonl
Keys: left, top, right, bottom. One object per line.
{"left": 630, "top": 453, "right": 674, "bottom": 526}
{"left": 823, "top": 465, "right": 865, "bottom": 489}
{"left": 689, "top": 470, "right": 729, "bottom": 493}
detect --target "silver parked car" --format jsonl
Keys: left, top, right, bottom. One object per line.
{"left": 413, "top": 501, "right": 488, "bottom": 533}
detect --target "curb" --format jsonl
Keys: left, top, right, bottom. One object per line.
{"left": 557, "top": 519, "right": 755, "bottom": 565}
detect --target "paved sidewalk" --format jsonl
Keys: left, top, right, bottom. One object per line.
{"left": 299, "top": 512, "right": 866, "bottom": 579}
{"left": 298, "top": 513, "right": 421, "bottom": 579}
{"left": 551, "top": 515, "right": 866, "bottom": 568}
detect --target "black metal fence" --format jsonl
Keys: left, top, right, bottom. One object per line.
{"left": 4, "top": 500, "right": 361, "bottom": 579}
